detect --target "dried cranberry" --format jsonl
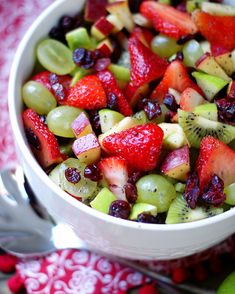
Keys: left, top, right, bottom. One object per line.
{"left": 163, "top": 93, "right": 179, "bottom": 112}
{"left": 177, "top": 35, "right": 194, "bottom": 45}
{"left": 39, "top": 115, "right": 46, "bottom": 124}
{"left": 107, "top": 93, "right": 118, "bottom": 110}
{"left": 88, "top": 110, "right": 101, "bottom": 135}
{"left": 137, "top": 213, "right": 158, "bottom": 224}
{"left": 125, "top": 183, "right": 137, "bottom": 203}
{"left": 95, "top": 58, "right": 111, "bottom": 72}
{"left": 109, "top": 200, "right": 131, "bottom": 219}
{"left": 110, "top": 37, "right": 122, "bottom": 63}
{"left": 144, "top": 100, "right": 162, "bottom": 120}
{"left": 216, "top": 98, "right": 235, "bottom": 126}
{"left": 59, "top": 15, "right": 74, "bottom": 33}
{"left": 49, "top": 26, "right": 65, "bottom": 43}
{"left": 84, "top": 164, "right": 102, "bottom": 182}
{"left": 128, "top": 171, "right": 143, "bottom": 184}
{"left": 184, "top": 172, "right": 200, "bottom": 209}
{"left": 25, "top": 128, "right": 41, "bottom": 151}
{"left": 175, "top": 51, "right": 184, "bottom": 62}
{"left": 65, "top": 167, "right": 81, "bottom": 184}
{"left": 73, "top": 49, "right": 98, "bottom": 70}
{"left": 165, "top": 111, "right": 175, "bottom": 122}
{"left": 201, "top": 174, "right": 226, "bottom": 206}
{"left": 49, "top": 73, "right": 66, "bottom": 101}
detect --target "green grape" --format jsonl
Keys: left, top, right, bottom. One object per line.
{"left": 22, "top": 81, "right": 57, "bottom": 115}
{"left": 183, "top": 40, "right": 204, "bottom": 68}
{"left": 151, "top": 35, "right": 182, "bottom": 58}
{"left": 46, "top": 106, "right": 83, "bottom": 138}
{"left": 136, "top": 174, "right": 176, "bottom": 213}
{"left": 59, "top": 158, "right": 97, "bottom": 198}
{"left": 224, "top": 183, "right": 235, "bottom": 205}
{"left": 37, "top": 39, "right": 75, "bottom": 75}
{"left": 59, "top": 140, "right": 74, "bottom": 156}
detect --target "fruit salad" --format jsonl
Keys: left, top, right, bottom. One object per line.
{"left": 22, "top": 0, "right": 235, "bottom": 225}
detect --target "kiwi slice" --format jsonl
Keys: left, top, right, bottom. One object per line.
{"left": 166, "top": 194, "right": 223, "bottom": 224}
{"left": 194, "top": 103, "right": 218, "bottom": 121}
{"left": 217, "top": 271, "right": 235, "bottom": 294}
{"left": 178, "top": 109, "right": 235, "bottom": 148}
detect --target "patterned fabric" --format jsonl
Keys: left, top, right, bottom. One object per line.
{"left": 1, "top": 1, "right": 235, "bottom": 293}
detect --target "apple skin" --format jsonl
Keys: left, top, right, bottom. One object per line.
{"left": 72, "top": 133, "right": 101, "bottom": 165}
{"left": 215, "top": 52, "right": 234, "bottom": 76}
{"left": 71, "top": 112, "right": 93, "bottom": 138}
{"left": 91, "top": 17, "right": 114, "bottom": 41}
{"left": 85, "top": 0, "right": 108, "bottom": 22}
{"left": 97, "top": 39, "right": 113, "bottom": 57}
{"left": 161, "top": 145, "right": 190, "bottom": 181}
{"left": 227, "top": 80, "right": 235, "bottom": 99}
{"left": 196, "top": 53, "right": 231, "bottom": 82}
{"left": 106, "top": 1, "right": 134, "bottom": 33}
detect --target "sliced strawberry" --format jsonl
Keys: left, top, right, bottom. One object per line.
{"left": 66, "top": 75, "right": 107, "bottom": 110}
{"left": 98, "top": 156, "right": 128, "bottom": 200}
{"left": 124, "top": 82, "right": 149, "bottom": 107}
{"left": 193, "top": 11, "right": 235, "bottom": 51}
{"left": 196, "top": 136, "right": 235, "bottom": 191}
{"left": 140, "top": 2, "right": 198, "bottom": 39}
{"left": 150, "top": 61, "right": 202, "bottom": 103}
{"left": 97, "top": 70, "right": 133, "bottom": 116}
{"left": 180, "top": 87, "right": 205, "bottom": 112}
{"left": 102, "top": 123, "right": 164, "bottom": 171}
{"left": 22, "top": 109, "right": 63, "bottom": 169}
{"left": 131, "top": 27, "right": 154, "bottom": 47}
{"left": 32, "top": 71, "right": 72, "bottom": 104}
{"left": 128, "top": 36, "right": 168, "bottom": 88}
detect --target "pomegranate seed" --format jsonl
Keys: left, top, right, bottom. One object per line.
{"left": 128, "top": 171, "right": 143, "bottom": 184}
{"left": 109, "top": 200, "right": 131, "bottom": 219}
{"left": 65, "top": 168, "right": 81, "bottom": 184}
{"left": 144, "top": 100, "right": 162, "bottom": 120}
{"left": 125, "top": 183, "right": 137, "bottom": 203}
{"left": 84, "top": 164, "right": 102, "bottom": 181}
{"left": 88, "top": 110, "right": 101, "bottom": 135}
{"left": 184, "top": 172, "right": 200, "bottom": 209}
{"left": 107, "top": 93, "right": 118, "bottom": 110}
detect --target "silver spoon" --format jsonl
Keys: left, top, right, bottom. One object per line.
{"left": 0, "top": 167, "right": 215, "bottom": 294}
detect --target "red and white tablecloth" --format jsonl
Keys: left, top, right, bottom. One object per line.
{"left": 1, "top": 1, "right": 235, "bottom": 293}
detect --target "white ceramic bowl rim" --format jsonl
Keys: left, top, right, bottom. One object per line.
{"left": 8, "top": 0, "right": 235, "bottom": 233}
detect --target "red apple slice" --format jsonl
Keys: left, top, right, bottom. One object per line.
{"left": 72, "top": 133, "right": 101, "bottom": 165}
{"left": 91, "top": 17, "right": 114, "bottom": 40}
{"left": 161, "top": 145, "right": 190, "bottom": 181}
{"left": 71, "top": 112, "right": 93, "bottom": 138}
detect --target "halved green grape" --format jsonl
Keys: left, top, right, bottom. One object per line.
{"left": 59, "top": 158, "right": 97, "bottom": 198}
{"left": 136, "top": 174, "right": 176, "bottom": 213}
{"left": 37, "top": 39, "right": 75, "bottom": 75}
{"left": 59, "top": 140, "right": 74, "bottom": 156}
{"left": 183, "top": 40, "right": 204, "bottom": 68}
{"left": 46, "top": 106, "right": 83, "bottom": 138}
{"left": 151, "top": 35, "right": 182, "bottom": 58}
{"left": 224, "top": 183, "right": 235, "bottom": 205}
{"left": 22, "top": 81, "right": 57, "bottom": 115}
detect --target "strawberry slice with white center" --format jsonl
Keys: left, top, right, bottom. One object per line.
{"left": 140, "top": 1, "right": 198, "bottom": 39}
{"left": 98, "top": 156, "right": 128, "bottom": 200}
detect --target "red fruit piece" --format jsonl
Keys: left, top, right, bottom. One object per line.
{"left": 98, "top": 156, "right": 128, "bottom": 200}
{"left": 210, "top": 43, "right": 230, "bottom": 57}
{"left": 102, "top": 123, "right": 164, "bottom": 171}
{"left": 151, "top": 61, "right": 201, "bottom": 103}
{"left": 193, "top": 11, "right": 235, "bottom": 51}
{"left": 196, "top": 136, "right": 235, "bottom": 191}
{"left": 97, "top": 70, "right": 133, "bottom": 116}
{"left": 32, "top": 71, "right": 72, "bottom": 104}
{"left": 124, "top": 82, "right": 149, "bottom": 107}
{"left": 66, "top": 75, "right": 107, "bottom": 110}
{"left": 140, "top": 2, "right": 198, "bottom": 39}
{"left": 131, "top": 27, "right": 154, "bottom": 47}
{"left": 22, "top": 109, "right": 63, "bottom": 169}
{"left": 128, "top": 36, "right": 168, "bottom": 88}
{"left": 84, "top": 0, "right": 107, "bottom": 22}
{"left": 180, "top": 87, "right": 205, "bottom": 112}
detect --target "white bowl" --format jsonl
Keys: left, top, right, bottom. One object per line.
{"left": 8, "top": 0, "right": 235, "bottom": 260}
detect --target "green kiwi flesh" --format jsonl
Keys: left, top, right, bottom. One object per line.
{"left": 166, "top": 194, "right": 223, "bottom": 224}
{"left": 178, "top": 109, "right": 235, "bottom": 148}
